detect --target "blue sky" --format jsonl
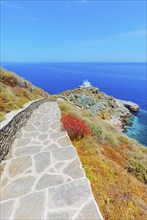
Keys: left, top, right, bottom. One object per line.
{"left": 1, "top": 0, "right": 146, "bottom": 62}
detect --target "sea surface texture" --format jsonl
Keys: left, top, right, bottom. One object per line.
{"left": 2, "top": 62, "right": 147, "bottom": 146}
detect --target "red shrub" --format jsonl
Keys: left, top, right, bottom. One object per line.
{"left": 61, "top": 113, "right": 90, "bottom": 140}
{"left": 2, "top": 76, "right": 17, "bottom": 87}
{"left": 13, "top": 86, "right": 28, "bottom": 97}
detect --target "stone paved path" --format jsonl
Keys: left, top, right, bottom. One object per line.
{"left": 0, "top": 102, "right": 103, "bottom": 220}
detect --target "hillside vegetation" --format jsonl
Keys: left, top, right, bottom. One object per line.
{"left": 0, "top": 68, "right": 49, "bottom": 121}
{"left": 59, "top": 99, "right": 147, "bottom": 220}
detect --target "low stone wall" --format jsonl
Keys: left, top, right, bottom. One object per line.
{"left": 0, "top": 99, "right": 49, "bottom": 162}
{"left": 58, "top": 95, "right": 83, "bottom": 109}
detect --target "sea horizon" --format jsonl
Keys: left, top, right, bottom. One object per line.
{"left": 1, "top": 61, "right": 146, "bottom": 64}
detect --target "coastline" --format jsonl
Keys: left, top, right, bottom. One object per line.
{"left": 58, "top": 84, "right": 147, "bottom": 146}
{"left": 109, "top": 98, "right": 140, "bottom": 131}
{"left": 116, "top": 99, "right": 139, "bottom": 112}
{"left": 124, "top": 108, "right": 147, "bottom": 146}
{"left": 108, "top": 98, "right": 139, "bottom": 132}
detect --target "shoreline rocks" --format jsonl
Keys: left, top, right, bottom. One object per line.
{"left": 116, "top": 99, "right": 139, "bottom": 112}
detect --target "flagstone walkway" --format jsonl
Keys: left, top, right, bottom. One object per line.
{"left": 0, "top": 102, "right": 103, "bottom": 220}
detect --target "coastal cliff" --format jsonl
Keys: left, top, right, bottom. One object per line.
{"left": 116, "top": 99, "right": 139, "bottom": 112}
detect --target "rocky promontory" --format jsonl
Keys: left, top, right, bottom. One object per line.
{"left": 58, "top": 85, "right": 139, "bottom": 131}
{"left": 116, "top": 99, "right": 139, "bottom": 112}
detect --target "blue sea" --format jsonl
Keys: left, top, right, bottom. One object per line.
{"left": 1, "top": 62, "right": 147, "bottom": 146}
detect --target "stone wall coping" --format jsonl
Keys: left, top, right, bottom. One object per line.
{"left": 0, "top": 98, "right": 49, "bottom": 162}
{"left": 0, "top": 99, "right": 41, "bottom": 130}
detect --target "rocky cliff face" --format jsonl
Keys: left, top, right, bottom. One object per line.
{"left": 59, "top": 86, "right": 133, "bottom": 131}
{"left": 116, "top": 99, "right": 139, "bottom": 112}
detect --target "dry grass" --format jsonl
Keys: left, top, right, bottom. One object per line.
{"left": 0, "top": 68, "right": 49, "bottom": 121}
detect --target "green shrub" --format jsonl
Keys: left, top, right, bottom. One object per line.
{"left": 127, "top": 149, "right": 147, "bottom": 183}
{"left": 88, "top": 122, "right": 103, "bottom": 136}
{"left": 105, "top": 132, "right": 117, "bottom": 147}
{"left": 0, "top": 112, "right": 5, "bottom": 122}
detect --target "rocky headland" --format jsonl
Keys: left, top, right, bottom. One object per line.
{"left": 116, "top": 99, "right": 139, "bottom": 112}
{"left": 58, "top": 85, "right": 139, "bottom": 131}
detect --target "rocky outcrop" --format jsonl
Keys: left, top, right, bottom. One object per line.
{"left": 116, "top": 99, "right": 139, "bottom": 112}
{"left": 0, "top": 99, "right": 49, "bottom": 162}
{"left": 59, "top": 86, "right": 133, "bottom": 131}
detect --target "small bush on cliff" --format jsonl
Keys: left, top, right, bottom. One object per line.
{"left": 88, "top": 122, "right": 103, "bottom": 136}
{"left": 0, "top": 112, "right": 5, "bottom": 122}
{"left": 61, "top": 113, "right": 90, "bottom": 140}
{"left": 127, "top": 148, "right": 147, "bottom": 183}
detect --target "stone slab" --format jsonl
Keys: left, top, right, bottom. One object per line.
{"left": 63, "top": 158, "right": 85, "bottom": 179}
{"left": 34, "top": 151, "right": 51, "bottom": 173}
{"left": 13, "top": 191, "right": 45, "bottom": 220}
{"left": 9, "top": 156, "right": 32, "bottom": 177}
{"left": 0, "top": 200, "right": 15, "bottom": 220}
{"left": 1, "top": 175, "right": 35, "bottom": 201}
{"left": 48, "top": 178, "right": 92, "bottom": 208}
{"left": 36, "top": 174, "right": 64, "bottom": 190}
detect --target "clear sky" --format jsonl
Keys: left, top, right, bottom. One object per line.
{"left": 1, "top": 0, "right": 146, "bottom": 62}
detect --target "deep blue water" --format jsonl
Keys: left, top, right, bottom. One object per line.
{"left": 124, "top": 109, "right": 147, "bottom": 146}
{"left": 1, "top": 62, "right": 147, "bottom": 146}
